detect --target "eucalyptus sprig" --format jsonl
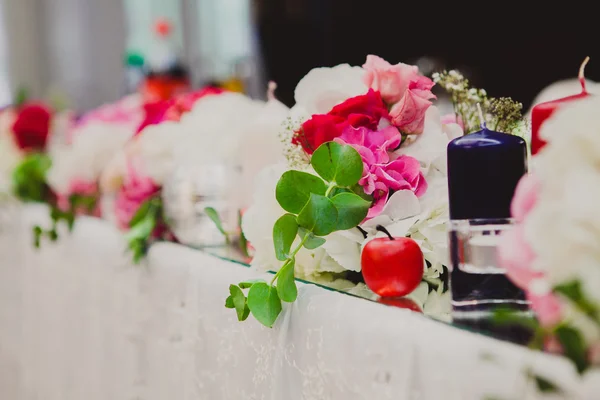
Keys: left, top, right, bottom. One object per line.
{"left": 33, "top": 194, "right": 97, "bottom": 248}
{"left": 432, "top": 70, "right": 524, "bottom": 135}
{"left": 125, "top": 196, "right": 164, "bottom": 263}
{"left": 226, "top": 142, "right": 372, "bottom": 328}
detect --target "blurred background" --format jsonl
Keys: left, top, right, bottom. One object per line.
{"left": 0, "top": 0, "right": 596, "bottom": 111}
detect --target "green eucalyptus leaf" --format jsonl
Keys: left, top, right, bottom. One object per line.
{"left": 350, "top": 183, "right": 373, "bottom": 202}
{"left": 229, "top": 285, "right": 247, "bottom": 321}
{"left": 273, "top": 214, "right": 298, "bottom": 261}
{"left": 276, "top": 259, "right": 297, "bottom": 303}
{"left": 298, "top": 227, "right": 326, "bottom": 250}
{"left": 240, "top": 304, "right": 251, "bottom": 321}
{"left": 296, "top": 194, "right": 338, "bottom": 236}
{"left": 14, "top": 86, "right": 29, "bottom": 107}
{"left": 239, "top": 279, "right": 264, "bottom": 289}
{"left": 311, "top": 142, "right": 363, "bottom": 187}
{"left": 532, "top": 375, "right": 561, "bottom": 394}
{"left": 204, "top": 207, "right": 228, "bottom": 238}
{"left": 330, "top": 192, "right": 371, "bottom": 231}
{"left": 129, "top": 200, "right": 153, "bottom": 228}
{"left": 275, "top": 170, "right": 327, "bottom": 214}
{"left": 247, "top": 282, "right": 282, "bottom": 328}
{"left": 125, "top": 215, "right": 156, "bottom": 242}
{"left": 555, "top": 325, "right": 589, "bottom": 374}
{"left": 238, "top": 210, "right": 249, "bottom": 257}
{"left": 555, "top": 281, "right": 599, "bottom": 322}
{"left": 225, "top": 296, "right": 235, "bottom": 309}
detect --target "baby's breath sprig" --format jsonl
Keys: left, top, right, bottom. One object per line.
{"left": 279, "top": 117, "right": 310, "bottom": 169}
{"left": 433, "top": 70, "right": 524, "bottom": 135}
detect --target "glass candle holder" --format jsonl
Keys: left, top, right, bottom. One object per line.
{"left": 449, "top": 218, "right": 529, "bottom": 311}
{"left": 162, "top": 163, "right": 238, "bottom": 248}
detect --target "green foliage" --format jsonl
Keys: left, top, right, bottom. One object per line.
{"left": 276, "top": 259, "right": 297, "bottom": 303}
{"left": 126, "top": 197, "right": 163, "bottom": 264}
{"left": 273, "top": 214, "right": 298, "bottom": 261}
{"left": 555, "top": 325, "right": 589, "bottom": 374}
{"left": 532, "top": 374, "right": 562, "bottom": 394}
{"left": 298, "top": 227, "right": 326, "bottom": 250}
{"left": 247, "top": 282, "right": 282, "bottom": 328}
{"left": 13, "top": 86, "right": 29, "bottom": 108}
{"left": 225, "top": 142, "right": 373, "bottom": 327}
{"left": 204, "top": 207, "right": 229, "bottom": 243}
{"left": 296, "top": 194, "right": 338, "bottom": 236}
{"left": 12, "top": 153, "right": 52, "bottom": 203}
{"left": 555, "top": 281, "right": 600, "bottom": 323}
{"left": 330, "top": 193, "right": 371, "bottom": 231}
{"left": 310, "top": 142, "right": 363, "bottom": 186}
{"left": 276, "top": 171, "right": 327, "bottom": 214}
{"left": 238, "top": 210, "right": 249, "bottom": 258}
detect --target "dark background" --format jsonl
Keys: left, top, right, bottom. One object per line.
{"left": 256, "top": 0, "right": 597, "bottom": 109}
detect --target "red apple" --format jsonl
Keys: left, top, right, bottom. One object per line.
{"left": 361, "top": 226, "right": 424, "bottom": 297}
{"left": 378, "top": 297, "right": 422, "bottom": 313}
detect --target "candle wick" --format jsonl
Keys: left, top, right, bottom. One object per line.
{"left": 476, "top": 103, "right": 486, "bottom": 129}
{"left": 579, "top": 56, "right": 590, "bottom": 94}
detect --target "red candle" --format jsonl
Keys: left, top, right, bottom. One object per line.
{"left": 531, "top": 57, "right": 591, "bottom": 155}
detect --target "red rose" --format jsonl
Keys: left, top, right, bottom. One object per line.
{"left": 329, "top": 89, "right": 389, "bottom": 130}
{"left": 294, "top": 89, "right": 389, "bottom": 154}
{"left": 136, "top": 87, "right": 224, "bottom": 135}
{"left": 12, "top": 103, "right": 52, "bottom": 152}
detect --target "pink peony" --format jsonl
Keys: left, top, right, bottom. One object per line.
{"left": 114, "top": 162, "right": 160, "bottom": 230}
{"left": 390, "top": 89, "right": 434, "bottom": 135}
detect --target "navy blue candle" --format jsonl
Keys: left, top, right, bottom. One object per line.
{"left": 447, "top": 128, "right": 527, "bottom": 220}
{"left": 447, "top": 114, "right": 528, "bottom": 310}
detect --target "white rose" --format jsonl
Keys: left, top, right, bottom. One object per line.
{"left": 294, "top": 64, "right": 367, "bottom": 115}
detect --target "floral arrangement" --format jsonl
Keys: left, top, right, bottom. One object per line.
{"left": 433, "top": 70, "right": 527, "bottom": 136}
{"left": 497, "top": 96, "right": 600, "bottom": 391}
{"left": 230, "top": 56, "right": 464, "bottom": 327}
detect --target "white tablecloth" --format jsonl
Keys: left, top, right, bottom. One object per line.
{"left": 0, "top": 204, "right": 597, "bottom": 400}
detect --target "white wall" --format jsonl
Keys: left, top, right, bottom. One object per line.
{"left": 1, "top": 0, "right": 126, "bottom": 111}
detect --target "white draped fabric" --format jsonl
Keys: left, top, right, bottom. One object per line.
{"left": 0, "top": 205, "right": 598, "bottom": 400}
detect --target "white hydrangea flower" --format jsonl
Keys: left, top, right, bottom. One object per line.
{"left": 46, "top": 121, "right": 132, "bottom": 194}
{"left": 294, "top": 64, "right": 367, "bottom": 116}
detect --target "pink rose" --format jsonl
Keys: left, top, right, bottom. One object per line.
{"left": 363, "top": 55, "right": 435, "bottom": 105}
{"left": 114, "top": 162, "right": 160, "bottom": 230}
{"left": 390, "top": 89, "right": 433, "bottom": 135}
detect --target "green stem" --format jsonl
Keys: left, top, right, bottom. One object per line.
{"left": 270, "top": 234, "right": 310, "bottom": 285}
{"left": 325, "top": 182, "right": 336, "bottom": 197}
